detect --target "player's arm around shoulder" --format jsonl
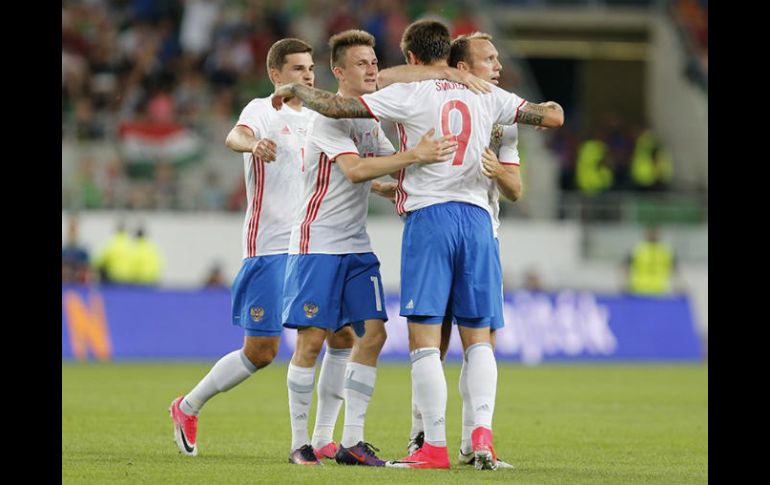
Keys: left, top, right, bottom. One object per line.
{"left": 377, "top": 65, "right": 491, "bottom": 94}
{"left": 272, "top": 83, "right": 371, "bottom": 119}
{"left": 336, "top": 128, "right": 458, "bottom": 184}
{"left": 518, "top": 101, "right": 564, "bottom": 129}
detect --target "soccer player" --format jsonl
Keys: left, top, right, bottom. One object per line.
{"left": 272, "top": 20, "right": 563, "bottom": 469}
{"left": 393, "top": 32, "right": 522, "bottom": 470}
{"left": 282, "top": 29, "right": 458, "bottom": 466}
{"left": 168, "top": 38, "right": 356, "bottom": 460}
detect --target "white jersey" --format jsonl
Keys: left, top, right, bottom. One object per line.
{"left": 487, "top": 123, "right": 520, "bottom": 237}
{"left": 290, "top": 113, "right": 396, "bottom": 254}
{"left": 360, "top": 80, "right": 526, "bottom": 215}
{"left": 235, "top": 97, "right": 313, "bottom": 259}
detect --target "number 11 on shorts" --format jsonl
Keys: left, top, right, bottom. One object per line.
{"left": 370, "top": 276, "right": 382, "bottom": 311}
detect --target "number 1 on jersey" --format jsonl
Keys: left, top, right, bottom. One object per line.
{"left": 370, "top": 276, "right": 382, "bottom": 311}
{"left": 440, "top": 100, "right": 471, "bottom": 166}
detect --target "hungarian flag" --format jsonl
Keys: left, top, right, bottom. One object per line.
{"left": 118, "top": 121, "right": 204, "bottom": 169}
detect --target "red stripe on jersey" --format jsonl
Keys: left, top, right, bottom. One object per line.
{"left": 246, "top": 156, "right": 265, "bottom": 256}
{"left": 358, "top": 97, "right": 379, "bottom": 122}
{"left": 500, "top": 161, "right": 520, "bottom": 166}
{"left": 303, "top": 155, "right": 332, "bottom": 253}
{"left": 396, "top": 169, "right": 407, "bottom": 215}
{"left": 246, "top": 156, "right": 256, "bottom": 256}
{"left": 331, "top": 151, "right": 359, "bottom": 161}
{"left": 513, "top": 99, "right": 527, "bottom": 124}
{"left": 299, "top": 154, "right": 332, "bottom": 254}
{"left": 395, "top": 123, "right": 409, "bottom": 215}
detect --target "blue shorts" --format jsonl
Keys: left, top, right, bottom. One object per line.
{"left": 231, "top": 254, "right": 287, "bottom": 337}
{"left": 282, "top": 252, "right": 388, "bottom": 332}
{"left": 400, "top": 201, "right": 499, "bottom": 326}
{"left": 440, "top": 239, "right": 504, "bottom": 329}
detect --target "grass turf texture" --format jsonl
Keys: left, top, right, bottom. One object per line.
{"left": 62, "top": 362, "right": 707, "bottom": 484}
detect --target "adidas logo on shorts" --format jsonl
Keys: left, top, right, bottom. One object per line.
{"left": 406, "top": 299, "right": 414, "bottom": 309}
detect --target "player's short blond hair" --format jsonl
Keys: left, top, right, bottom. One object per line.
{"left": 449, "top": 32, "right": 494, "bottom": 68}
{"left": 328, "top": 30, "right": 376, "bottom": 69}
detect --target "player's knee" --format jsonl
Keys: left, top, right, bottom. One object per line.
{"left": 328, "top": 326, "right": 355, "bottom": 349}
{"left": 295, "top": 333, "right": 325, "bottom": 365}
{"left": 243, "top": 345, "right": 277, "bottom": 370}
{"left": 361, "top": 326, "right": 387, "bottom": 353}
{"left": 297, "top": 342, "right": 322, "bottom": 363}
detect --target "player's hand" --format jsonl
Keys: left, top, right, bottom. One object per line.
{"left": 371, "top": 180, "right": 397, "bottom": 203}
{"left": 271, "top": 84, "right": 296, "bottom": 110}
{"left": 449, "top": 69, "right": 492, "bottom": 95}
{"left": 480, "top": 146, "right": 504, "bottom": 178}
{"left": 412, "top": 128, "right": 458, "bottom": 163}
{"left": 252, "top": 138, "right": 277, "bottom": 162}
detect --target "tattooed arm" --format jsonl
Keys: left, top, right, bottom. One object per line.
{"left": 517, "top": 101, "right": 564, "bottom": 128}
{"left": 272, "top": 83, "right": 372, "bottom": 119}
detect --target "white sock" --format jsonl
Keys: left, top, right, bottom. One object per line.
{"left": 181, "top": 349, "right": 257, "bottom": 416}
{"left": 287, "top": 363, "right": 316, "bottom": 450}
{"left": 410, "top": 398, "right": 423, "bottom": 439}
{"left": 459, "top": 358, "right": 474, "bottom": 454}
{"left": 410, "top": 348, "right": 447, "bottom": 447}
{"left": 311, "top": 347, "right": 351, "bottom": 449}
{"left": 465, "top": 343, "right": 497, "bottom": 430}
{"left": 341, "top": 362, "right": 377, "bottom": 448}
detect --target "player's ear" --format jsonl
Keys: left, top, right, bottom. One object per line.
{"left": 332, "top": 65, "right": 344, "bottom": 79}
{"left": 406, "top": 51, "right": 418, "bottom": 65}
{"left": 456, "top": 61, "right": 470, "bottom": 72}
{"left": 269, "top": 68, "right": 281, "bottom": 86}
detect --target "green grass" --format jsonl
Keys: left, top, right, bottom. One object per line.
{"left": 62, "top": 362, "right": 707, "bottom": 484}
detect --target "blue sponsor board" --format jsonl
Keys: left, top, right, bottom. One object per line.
{"left": 62, "top": 286, "right": 702, "bottom": 363}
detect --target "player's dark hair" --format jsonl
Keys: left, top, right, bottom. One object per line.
{"left": 266, "top": 38, "right": 313, "bottom": 74}
{"left": 400, "top": 20, "right": 451, "bottom": 64}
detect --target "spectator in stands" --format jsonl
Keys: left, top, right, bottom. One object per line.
{"left": 62, "top": 215, "right": 92, "bottom": 285}
{"left": 128, "top": 225, "right": 164, "bottom": 286}
{"left": 93, "top": 221, "right": 134, "bottom": 284}
{"left": 631, "top": 129, "right": 674, "bottom": 192}
{"left": 624, "top": 226, "right": 679, "bottom": 296}
{"left": 575, "top": 132, "right": 612, "bottom": 196}
{"left": 523, "top": 268, "right": 545, "bottom": 293}
{"left": 202, "top": 262, "right": 228, "bottom": 289}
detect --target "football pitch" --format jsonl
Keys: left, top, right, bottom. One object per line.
{"left": 62, "top": 362, "right": 707, "bottom": 484}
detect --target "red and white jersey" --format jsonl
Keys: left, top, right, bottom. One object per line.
{"left": 290, "top": 113, "right": 396, "bottom": 254}
{"left": 487, "top": 123, "right": 520, "bottom": 237}
{"left": 235, "top": 97, "right": 313, "bottom": 259}
{"left": 360, "top": 80, "right": 526, "bottom": 215}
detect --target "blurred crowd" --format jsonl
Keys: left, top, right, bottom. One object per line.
{"left": 62, "top": 0, "right": 681, "bottom": 213}
{"left": 62, "top": 216, "right": 164, "bottom": 286}
{"left": 548, "top": 113, "right": 673, "bottom": 196}
{"left": 62, "top": 0, "right": 485, "bottom": 211}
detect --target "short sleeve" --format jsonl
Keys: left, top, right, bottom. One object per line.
{"left": 489, "top": 85, "right": 527, "bottom": 126}
{"left": 498, "top": 125, "right": 520, "bottom": 165}
{"left": 360, "top": 83, "right": 416, "bottom": 124}
{"left": 311, "top": 116, "right": 359, "bottom": 160}
{"left": 236, "top": 99, "right": 270, "bottom": 139}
